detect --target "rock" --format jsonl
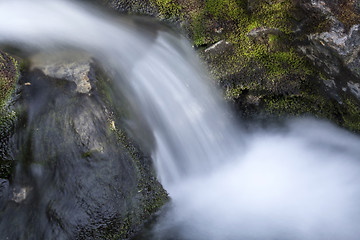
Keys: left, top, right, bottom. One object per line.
{"left": 299, "top": 39, "right": 342, "bottom": 76}
{"left": 355, "top": 0, "right": 360, "bottom": 12}
{"left": 0, "top": 61, "right": 168, "bottom": 239}
{"left": 247, "top": 27, "right": 282, "bottom": 43}
{"left": 31, "top": 51, "right": 94, "bottom": 94}
{"left": 11, "top": 186, "right": 32, "bottom": 203}
{"left": 298, "top": 0, "right": 360, "bottom": 78}
{"left": 305, "top": 24, "right": 360, "bottom": 78}
{"left": 347, "top": 81, "right": 360, "bottom": 100}
{"left": 204, "top": 40, "right": 233, "bottom": 55}
{"left": 0, "top": 179, "right": 9, "bottom": 207}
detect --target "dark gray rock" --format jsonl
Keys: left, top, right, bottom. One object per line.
{"left": 306, "top": 25, "right": 360, "bottom": 78}
{"left": 0, "top": 179, "right": 9, "bottom": 207}
{"left": 355, "top": 0, "right": 360, "bottom": 12}
{"left": 296, "top": 0, "right": 360, "bottom": 109}
{"left": 204, "top": 40, "right": 233, "bottom": 56}
{"left": 0, "top": 61, "right": 167, "bottom": 239}
{"left": 247, "top": 0, "right": 261, "bottom": 12}
{"left": 299, "top": 37, "right": 342, "bottom": 76}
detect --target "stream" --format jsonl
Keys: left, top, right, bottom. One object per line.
{"left": 1, "top": 0, "right": 360, "bottom": 239}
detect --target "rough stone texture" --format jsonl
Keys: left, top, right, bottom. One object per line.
{"left": 31, "top": 52, "right": 94, "bottom": 94}
{"left": 204, "top": 40, "right": 233, "bottom": 55}
{"left": 0, "top": 61, "right": 168, "bottom": 239}
{"left": 304, "top": 23, "right": 360, "bottom": 78}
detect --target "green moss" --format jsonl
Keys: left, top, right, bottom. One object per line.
{"left": 154, "top": 0, "right": 182, "bottom": 19}
{"left": 264, "top": 94, "right": 330, "bottom": 118}
{"left": 81, "top": 151, "right": 93, "bottom": 158}
{"left": 0, "top": 53, "right": 19, "bottom": 110}
{"left": 204, "top": 0, "right": 245, "bottom": 21}
{"left": 185, "top": 0, "right": 319, "bottom": 113}
{"left": 191, "top": 11, "right": 209, "bottom": 46}
{"left": 0, "top": 51, "right": 20, "bottom": 179}
{"left": 108, "top": 126, "right": 168, "bottom": 239}
{"left": 106, "top": 0, "right": 360, "bottom": 132}
{"left": 261, "top": 49, "right": 313, "bottom": 78}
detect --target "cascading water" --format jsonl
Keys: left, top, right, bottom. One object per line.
{"left": 1, "top": 0, "right": 360, "bottom": 239}
{"left": 0, "top": 0, "right": 241, "bottom": 187}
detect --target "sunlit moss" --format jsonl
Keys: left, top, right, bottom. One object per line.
{"left": 0, "top": 54, "right": 19, "bottom": 109}
{"left": 204, "top": 0, "right": 245, "bottom": 21}
{"left": 154, "top": 0, "right": 182, "bottom": 19}
{"left": 0, "top": 52, "right": 20, "bottom": 133}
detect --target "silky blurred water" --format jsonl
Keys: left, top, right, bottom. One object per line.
{"left": 1, "top": 1, "right": 360, "bottom": 239}
{"left": 137, "top": 119, "right": 360, "bottom": 240}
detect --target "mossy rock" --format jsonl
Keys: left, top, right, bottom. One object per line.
{"left": 97, "top": 0, "right": 360, "bottom": 133}
{"left": 0, "top": 51, "right": 20, "bottom": 179}
{"left": 0, "top": 65, "right": 168, "bottom": 239}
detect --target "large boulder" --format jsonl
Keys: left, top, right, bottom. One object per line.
{"left": 0, "top": 53, "right": 168, "bottom": 239}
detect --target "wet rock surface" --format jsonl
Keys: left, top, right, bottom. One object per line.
{"left": 31, "top": 52, "right": 94, "bottom": 94}
{"left": 0, "top": 61, "right": 168, "bottom": 239}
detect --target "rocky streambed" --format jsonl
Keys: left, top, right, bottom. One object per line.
{"left": 1, "top": 0, "right": 360, "bottom": 239}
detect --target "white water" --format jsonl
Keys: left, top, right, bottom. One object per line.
{"left": 1, "top": 1, "right": 360, "bottom": 239}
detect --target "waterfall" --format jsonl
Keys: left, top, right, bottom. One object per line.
{"left": 1, "top": 0, "right": 360, "bottom": 239}
{"left": 0, "top": 0, "right": 241, "bottom": 186}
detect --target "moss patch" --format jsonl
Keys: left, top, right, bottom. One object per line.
{"left": 0, "top": 51, "right": 19, "bottom": 110}
{"left": 172, "top": 0, "right": 315, "bottom": 102}
{"left": 0, "top": 51, "right": 20, "bottom": 179}
{"left": 154, "top": 0, "right": 182, "bottom": 19}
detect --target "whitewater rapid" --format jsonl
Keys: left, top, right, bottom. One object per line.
{"left": 1, "top": 1, "right": 360, "bottom": 239}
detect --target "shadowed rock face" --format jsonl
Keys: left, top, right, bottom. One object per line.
{"left": 299, "top": 0, "right": 360, "bottom": 80}
{"left": 0, "top": 58, "right": 168, "bottom": 239}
